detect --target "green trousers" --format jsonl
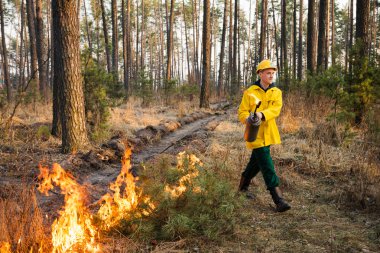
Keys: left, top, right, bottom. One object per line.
{"left": 242, "top": 146, "right": 279, "bottom": 189}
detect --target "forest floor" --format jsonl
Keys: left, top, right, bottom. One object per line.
{"left": 0, "top": 95, "right": 379, "bottom": 252}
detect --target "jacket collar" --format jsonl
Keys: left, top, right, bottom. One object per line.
{"left": 253, "top": 80, "right": 276, "bottom": 92}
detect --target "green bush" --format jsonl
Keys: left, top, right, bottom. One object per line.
{"left": 133, "top": 69, "right": 154, "bottom": 107}
{"left": 82, "top": 57, "right": 123, "bottom": 142}
{"left": 119, "top": 152, "right": 241, "bottom": 242}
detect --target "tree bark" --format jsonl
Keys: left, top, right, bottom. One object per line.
{"left": 297, "top": 0, "right": 303, "bottom": 80}
{"left": 259, "top": 0, "right": 268, "bottom": 61}
{"left": 200, "top": 0, "right": 210, "bottom": 108}
{"left": 281, "top": 0, "right": 289, "bottom": 88}
{"left": 166, "top": 0, "right": 175, "bottom": 81}
{"left": 100, "top": 0, "right": 111, "bottom": 73}
{"left": 355, "top": 0, "right": 370, "bottom": 58}
{"left": 307, "top": 0, "right": 316, "bottom": 75}
{"left": 317, "top": 0, "right": 328, "bottom": 72}
{"left": 141, "top": 0, "right": 145, "bottom": 70}
{"left": 35, "top": 0, "right": 48, "bottom": 100}
{"left": 331, "top": 0, "right": 335, "bottom": 65}
{"left": 26, "top": 0, "right": 39, "bottom": 92}
{"left": 52, "top": 0, "right": 88, "bottom": 153}
{"left": 122, "top": 0, "right": 131, "bottom": 97}
{"left": 217, "top": 0, "right": 228, "bottom": 97}
{"left": 293, "top": 0, "right": 297, "bottom": 79}
{"left": 271, "top": 0, "right": 280, "bottom": 72}
{"left": 0, "top": 0, "right": 11, "bottom": 102}
{"left": 111, "top": 0, "right": 119, "bottom": 80}
{"left": 232, "top": 0, "right": 239, "bottom": 94}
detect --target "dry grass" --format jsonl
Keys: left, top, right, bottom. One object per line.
{"left": 0, "top": 186, "right": 48, "bottom": 252}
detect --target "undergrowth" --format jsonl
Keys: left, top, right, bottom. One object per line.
{"left": 117, "top": 152, "right": 242, "bottom": 242}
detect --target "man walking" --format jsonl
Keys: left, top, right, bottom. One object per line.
{"left": 238, "top": 59, "right": 291, "bottom": 213}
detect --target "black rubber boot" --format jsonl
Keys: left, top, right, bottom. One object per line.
{"left": 238, "top": 176, "right": 255, "bottom": 199}
{"left": 269, "top": 187, "right": 291, "bottom": 212}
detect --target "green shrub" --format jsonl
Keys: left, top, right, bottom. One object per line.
{"left": 82, "top": 57, "right": 123, "bottom": 142}
{"left": 36, "top": 125, "right": 51, "bottom": 141}
{"left": 119, "top": 152, "right": 241, "bottom": 242}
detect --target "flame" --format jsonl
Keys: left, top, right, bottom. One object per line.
{"left": 38, "top": 163, "right": 100, "bottom": 253}
{"left": 165, "top": 152, "right": 203, "bottom": 197}
{"left": 0, "top": 242, "right": 11, "bottom": 253}
{"left": 97, "top": 149, "right": 155, "bottom": 229}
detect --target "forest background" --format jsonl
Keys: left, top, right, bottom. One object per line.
{"left": 0, "top": 0, "right": 379, "bottom": 252}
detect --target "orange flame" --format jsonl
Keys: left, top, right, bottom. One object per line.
{"left": 164, "top": 152, "right": 203, "bottom": 197}
{"left": 38, "top": 163, "right": 100, "bottom": 253}
{"left": 0, "top": 242, "right": 11, "bottom": 253}
{"left": 97, "top": 149, "right": 155, "bottom": 228}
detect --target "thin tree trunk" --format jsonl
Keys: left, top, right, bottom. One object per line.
{"left": 218, "top": 0, "right": 228, "bottom": 97}
{"left": 111, "top": 0, "right": 119, "bottom": 80}
{"left": 26, "top": 0, "right": 39, "bottom": 92}
{"left": 297, "top": 0, "right": 303, "bottom": 80}
{"left": 281, "top": 0, "right": 289, "bottom": 88}
{"left": 166, "top": 0, "right": 175, "bottom": 81}
{"left": 307, "top": 0, "right": 316, "bottom": 75}
{"left": 183, "top": 0, "right": 191, "bottom": 81}
{"left": 0, "top": 0, "right": 11, "bottom": 102}
{"left": 83, "top": 0, "right": 93, "bottom": 53}
{"left": 259, "top": 0, "right": 268, "bottom": 61}
{"left": 141, "top": 0, "right": 145, "bottom": 70}
{"left": 317, "top": 0, "right": 328, "bottom": 72}
{"left": 331, "top": 0, "right": 335, "bottom": 65}
{"left": 100, "top": 0, "right": 111, "bottom": 73}
{"left": 200, "top": 0, "right": 210, "bottom": 108}
{"left": 324, "top": 0, "right": 330, "bottom": 69}
{"left": 232, "top": 0, "right": 238, "bottom": 94}
{"left": 122, "top": 0, "right": 131, "bottom": 97}
{"left": 19, "top": 0, "right": 26, "bottom": 89}
{"left": 35, "top": 0, "right": 48, "bottom": 100}
{"left": 228, "top": 0, "right": 233, "bottom": 91}
{"left": 348, "top": 0, "right": 353, "bottom": 81}
{"left": 271, "top": 0, "right": 280, "bottom": 71}
{"left": 293, "top": 0, "right": 297, "bottom": 79}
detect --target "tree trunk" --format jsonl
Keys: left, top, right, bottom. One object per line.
{"left": 355, "top": 0, "right": 370, "bottom": 58}
{"left": 183, "top": 0, "right": 191, "bottom": 81}
{"left": 18, "top": 0, "right": 26, "bottom": 90}
{"left": 232, "top": 0, "right": 238, "bottom": 94}
{"left": 0, "top": 0, "right": 11, "bottom": 102}
{"left": 200, "top": 0, "right": 210, "bottom": 108}
{"left": 26, "top": 0, "right": 39, "bottom": 92}
{"left": 281, "top": 0, "right": 289, "bottom": 88}
{"left": 259, "top": 0, "right": 268, "bottom": 61}
{"left": 317, "top": 0, "right": 328, "bottom": 72}
{"left": 228, "top": 0, "right": 233, "bottom": 90}
{"left": 307, "top": 0, "right": 316, "bottom": 75}
{"left": 83, "top": 0, "right": 93, "bottom": 53}
{"left": 52, "top": 0, "right": 88, "bottom": 153}
{"left": 122, "top": 0, "right": 131, "bottom": 97}
{"left": 297, "top": 0, "right": 303, "bottom": 80}
{"left": 271, "top": 0, "right": 280, "bottom": 72}
{"left": 141, "top": 0, "right": 145, "bottom": 70}
{"left": 217, "top": 0, "right": 228, "bottom": 97}
{"left": 348, "top": 0, "right": 353, "bottom": 81}
{"left": 100, "top": 0, "right": 111, "bottom": 73}
{"left": 111, "top": 0, "right": 119, "bottom": 80}
{"left": 166, "top": 0, "right": 175, "bottom": 81}
{"left": 331, "top": 0, "right": 335, "bottom": 65}
{"left": 293, "top": 0, "right": 297, "bottom": 79}
{"left": 324, "top": 0, "right": 329, "bottom": 69}
{"left": 35, "top": 0, "right": 48, "bottom": 100}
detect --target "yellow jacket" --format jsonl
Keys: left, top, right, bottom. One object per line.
{"left": 238, "top": 81, "right": 282, "bottom": 149}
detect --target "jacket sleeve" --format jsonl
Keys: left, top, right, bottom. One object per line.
{"left": 261, "top": 89, "right": 282, "bottom": 121}
{"left": 238, "top": 90, "right": 251, "bottom": 124}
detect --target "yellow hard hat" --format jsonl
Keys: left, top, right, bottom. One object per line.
{"left": 256, "top": 59, "right": 277, "bottom": 73}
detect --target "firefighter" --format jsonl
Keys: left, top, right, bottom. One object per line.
{"left": 238, "top": 59, "right": 291, "bottom": 212}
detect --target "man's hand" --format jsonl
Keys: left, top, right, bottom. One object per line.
{"left": 255, "top": 112, "right": 264, "bottom": 120}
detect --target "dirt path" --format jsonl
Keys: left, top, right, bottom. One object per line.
{"left": 82, "top": 114, "right": 222, "bottom": 199}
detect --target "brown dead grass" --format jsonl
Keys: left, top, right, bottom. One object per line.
{"left": 0, "top": 186, "right": 48, "bottom": 252}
